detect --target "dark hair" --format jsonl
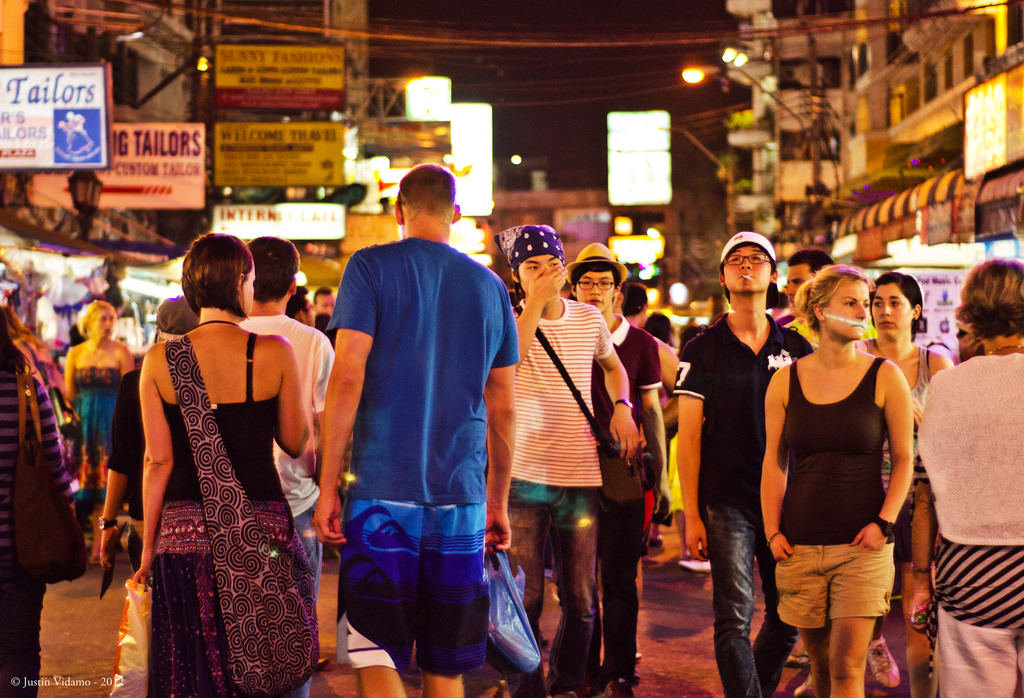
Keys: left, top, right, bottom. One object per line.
{"left": 787, "top": 247, "right": 834, "bottom": 274}
{"left": 0, "top": 307, "right": 29, "bottom": 374}
{"left": 872, "top": 271, "right": 924, "bottom": 337}
{"left": 248, "top": 236, "right": 299, "bottom": 303}
{"left": 621, "top": 282, "right": 649, "bottom": 317}
{"left": 957, "top": 258, "right": 1024, "bottom": 340}
{"left": 645, "top": 312, "right": 673, "bottom": 344}
{"left": 397, "top": 164, "right": 457, "bottom": 222}
{"left": 313, "top": 287, "right": 333, "bottom": 301}
{"left": 570, "top": 261, "right": 621, "bottom": 287}
{"left": 181, "top": 234, "right": 253, "bottom": 317}
{"left": 286, "top": 286, "right": 311, "bottom": 320}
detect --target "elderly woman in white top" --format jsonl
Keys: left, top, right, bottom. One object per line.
{"left": 913, "top": 257, "right": 1024, "bottom": 697}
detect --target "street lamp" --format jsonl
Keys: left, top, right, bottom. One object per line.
{"left": 67, "top": 171, "right": 102, "bottom": 241}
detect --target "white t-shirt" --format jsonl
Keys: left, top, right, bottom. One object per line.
{"left": 512, "top": 299, "right": 613, "bottom": 487}
{"left": 240, "top": 314, "right": 334, "bottom": 516}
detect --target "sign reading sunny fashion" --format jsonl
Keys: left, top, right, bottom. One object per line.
{"left": 215, "top": 45, "right": 344, "bottom": 111}
{"left": 0, "top": 63, "right": 111, "bottom": 170}
{"left": 32, "top": 123, "right": 205, "bottom": 209}
{"left": 214, "top": 122, "right": 344, "bottom": 187}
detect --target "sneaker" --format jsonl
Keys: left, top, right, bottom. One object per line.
{"left": 794, "top": 674, "right": 814, "bottom": 697}
{"left": 867, "top": 637, "right": 900, "bottom": 687}
{"left": 677, "top": 558, "right": 712, "bottom": 574}
{"left": 786, "top": 648, "right": 811, "bottom": 668}
{"left": 603, "top": 678, "right": 634, "bottom": 697}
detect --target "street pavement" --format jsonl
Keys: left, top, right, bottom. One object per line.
{"left": 37, "top": 527, "right": 913, "bottom": 697}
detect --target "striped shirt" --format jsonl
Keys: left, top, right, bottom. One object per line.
{"left": 512, "top": 299, "right": 613, "bottom": 487}
{"left": 0, "top": 372, "right": 71, "bottom": 566}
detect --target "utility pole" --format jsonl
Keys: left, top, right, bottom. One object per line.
{"left": 677, "top": 126, "right": 735, "bottom": 234}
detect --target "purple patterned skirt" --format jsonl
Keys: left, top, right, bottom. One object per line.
{"left": 150, "top": 500, "right": 304, "bottom": 698}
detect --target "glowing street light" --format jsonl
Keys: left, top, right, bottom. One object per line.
{"left": 721, "top": 47, "right": 748, "bottom": 67}
{"left": 681, "top": 68, "right": 705, "bottom": 84}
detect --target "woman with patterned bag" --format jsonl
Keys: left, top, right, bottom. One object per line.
{"left": 133, "top": 234, "right": 317, "bottom": 696}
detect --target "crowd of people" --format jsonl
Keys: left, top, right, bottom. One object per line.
{"left": 0, "top": 162, "right": 1022, "bottom": 698}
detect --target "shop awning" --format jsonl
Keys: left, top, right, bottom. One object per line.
{"left": 976, "top": 167, "right": 1024, "bottom": 205}
{"left": 916, "top": 170, "right": 964, "bottom": 208}
{"left": 838, "top": 169, "right": 964, "bottom": 237}
{"left": 0, "top": 208, "right": 125, "bottom": 260}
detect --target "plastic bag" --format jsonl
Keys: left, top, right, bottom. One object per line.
{"left": 111, "top": 578, "right": 151, "bottom": 696}
{"left": 485, "top": 550, "right": 541, "bottom": 674}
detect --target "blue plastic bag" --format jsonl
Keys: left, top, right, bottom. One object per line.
{"left": 485, "top": 550, "right": 541, "bottom": 674}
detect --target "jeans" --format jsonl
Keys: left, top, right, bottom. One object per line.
{"left": 285, "top": 505, "right": 323, "bottom": 698}
{"left": 507, "top": 480, "right": 599, "bottom": 698}
{"left": 0, "top": 564, "right": 45, "bottom": 698}
{"left": 586, "top": 497, "right": 646, "bottom": 689}
{"left": 704, "top": 503, "right": 798, "bottom": 698}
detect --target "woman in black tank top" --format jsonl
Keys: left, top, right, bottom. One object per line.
{"left": 761, "top": 266, "right": 915, "bottom": 698}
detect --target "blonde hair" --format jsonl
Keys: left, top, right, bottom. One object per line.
{"left": 79, "top": 300, "right": 116, "bottom": 339}
{"left": 794, "top": 265, "right": 870, "bottom": 334}
{"left": 957, "top": 258, "right": 1024, "bottom": 340}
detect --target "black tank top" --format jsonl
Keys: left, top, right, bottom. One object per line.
{"left": 782, "top": 357, "right": 886, "bottom": 545}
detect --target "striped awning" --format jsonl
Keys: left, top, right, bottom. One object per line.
{"left": 837, "top": 169, "right": 964, "bottom": 238}
{"left": 977, "top": 167, "right": 1024, "bottom": 205}
{"left": 915, "top": 170, "right": 963, "bottom": 208}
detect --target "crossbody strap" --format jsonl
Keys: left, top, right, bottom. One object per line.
{"left": 533, "top": 328, "right": 611, "bottom": 454}
{"left": 16, "top": 374, "right": 42, "bottom": 444}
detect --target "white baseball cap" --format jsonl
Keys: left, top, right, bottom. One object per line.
{"left": 720, "top": 231, "right": 776, "bottom": 266}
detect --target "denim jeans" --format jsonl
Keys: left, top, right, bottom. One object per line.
{"left": 586, "top": 496, "right": 645, "bottom": 689}
{"left": 704, "top": 503, "right": 798, "bottom": 698}
{"left": 285, "top": 504, "right": 323, "bottom": 698}
{"left": 0, "top": 564, "right": 45, "bottom": 697}
{"left": 506, "top": 480, "right": 599, "bottom": 698}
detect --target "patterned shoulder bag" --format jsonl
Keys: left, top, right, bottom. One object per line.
{"left": 165, "top": 335, "right": 318, "bottom": 696}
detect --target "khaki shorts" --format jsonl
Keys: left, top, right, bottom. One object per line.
{"left": 775, "top": 543, "right": 894, "bottom": 628}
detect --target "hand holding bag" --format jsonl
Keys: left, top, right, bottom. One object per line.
{"left": 112, "top": 578, "right": 151, "bottom": 696}
{"left": 14, "top": 374, "right": 87, "bottom": 584}
{"left": 532, "top": 329, "right": 644, "bottom": 510}
{"left": 485, "top": 550, "right": 541, "bottom": 674}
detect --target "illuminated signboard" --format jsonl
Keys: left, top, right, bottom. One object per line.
{"left": 215, "top": 45, "right": 345, "bottom": 111}
{"left": 450, "top": 103, "right": 493, "bottom": 216}
{"left": 964, "top": 64, "right": 1024, "bottom": 179}
{"left": 211, "top": 203, "right": 345, "bottom": 240}
{"left": 214, "top": 122, "right": 344, "bottom": 187}
{"left": 406, "top": 77, "right": 452, "bottom": 120}
{"left": 607, "top": 111, "right": 672, "bottom": 206}
{"left": 0, "top": 63, "right": 111, "bottom": 171}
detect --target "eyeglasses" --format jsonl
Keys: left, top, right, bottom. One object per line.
{"left": 724, "top": 253, "right": 770, "bottom": 266}
{"left": 576, "top": 280, "right": 615, "bottom": 290}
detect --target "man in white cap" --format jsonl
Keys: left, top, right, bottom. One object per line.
{"left": 673, "top": 232, "right": 813, "bottom": 698}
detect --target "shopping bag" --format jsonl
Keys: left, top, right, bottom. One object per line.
{"left": 111, "top": 578, "right": 151, "bottom": 696}
{"left": 485, "top": 550, "right": 541, "bottom": 674}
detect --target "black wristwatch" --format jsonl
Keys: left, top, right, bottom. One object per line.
{"left": 100, "top": 517, "right": 119, "bottom": 531}
{"left": 873, "top": 516, "right": 895, "bottom": 538}
{"left": 614, "top": 398, "right": 633, "bottom": 410}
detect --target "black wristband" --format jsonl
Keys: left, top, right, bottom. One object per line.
{"left": 873, "top": 516, "right": 895, "bottom": 538}
{"left": 100, "top": 517, "right": 119, "bottom": 531}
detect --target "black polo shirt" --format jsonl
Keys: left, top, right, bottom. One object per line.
{"left": 674, "top": 313, "right": 812, "bottom": 511}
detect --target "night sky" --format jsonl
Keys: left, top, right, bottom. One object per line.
{"left": 367, "top": 2, "right": 749, "bottom": 189}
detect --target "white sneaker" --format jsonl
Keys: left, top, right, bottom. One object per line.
{"left": 677, "top": 558, "right": 711, "bottom": 574}
{"left": 793, "top": 674, "right": 814, "bottom": 697}
{"left": 866, "top": 637, "right": 901, "bottom": 688}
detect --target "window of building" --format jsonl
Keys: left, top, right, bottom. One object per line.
{"left": 986, "top": 20, "right": 997, "bottom": 59}
{"left": 924, "top": 62, "right": 938, "bottom": 102}
{"left": 964, "top": 33, "right": 974, "bottom": 76}
{"left": 1009, "top": 5, "right": 1024, "bottom": 47}
{"left": 944, "top": 51, "right": 954, "bottom": 89}
{"left": 858, "top": 42, "right": 869, "bottom": 76}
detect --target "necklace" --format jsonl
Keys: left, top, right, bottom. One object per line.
{"left": 987, "top": 344, "right": 1024, "bottom": 355}
{"left": 196, "top": 320, "right": 238, "bottom": 327}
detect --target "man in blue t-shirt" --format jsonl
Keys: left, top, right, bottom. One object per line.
{"left": 314, "top": 164, "right": 518, "bottom": 697}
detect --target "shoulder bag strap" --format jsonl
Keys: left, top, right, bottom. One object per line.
{"left": 533, "top": 327, "right": 610, "bottom": 452}
{"left": 16, "top": 374, "right": 42, "bottom": 443}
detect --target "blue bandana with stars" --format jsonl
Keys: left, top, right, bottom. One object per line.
{"left": 493, "top": 225, "right": 565, "bottom": 270}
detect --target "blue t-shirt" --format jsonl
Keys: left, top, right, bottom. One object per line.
{"left": 329, "top": 238, "right": 519, "bottom": 504}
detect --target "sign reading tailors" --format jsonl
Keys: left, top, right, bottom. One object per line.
{"left": 32, "top": 123, "right": 205, "bottom": 209}
{"left": 0, "top": 63, "right": 111, "bottom": 171}
{"left": 215, "top": 122, "right": 344, "bottom": 187}
{"left": 212, "top": 203, "right": 345, "bottom": 241}
{"left": 215, "top": 45, "right": 344, "bottom": 111}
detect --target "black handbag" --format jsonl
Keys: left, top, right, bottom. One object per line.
{"left": 532, "top": 329, "right": 644, "bottom": 510}
{"left": 14, "top": 374, "right": 88, "bottom": 584}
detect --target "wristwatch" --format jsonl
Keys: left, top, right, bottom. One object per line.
{"left": 614, "top": 398, "right": 633, "bottom": 410}
{"left": 873, "top": 516, "right": 895, "bottom": 538}
{"left": 99, "top": 517, "right": 119, "bottom": 531}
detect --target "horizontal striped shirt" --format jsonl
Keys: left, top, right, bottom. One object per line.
{"left": 0, "top": 373, "right": 72, "bottom": 567}
{"left": 935, "top": 537, "right": 1024, "bottom": 628}
{"left": 513, "top": 299, "right": 613, "bottom": 487}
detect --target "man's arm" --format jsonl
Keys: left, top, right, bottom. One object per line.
{"left": 677, "top": 395, "right": 707, "bottom": 560}
{"left": 640, "top": 388, "right": 669, "bottom": 517}
{"left": 513, "top": 266, "right": 564, "bottom": 363}
{"left": 313, "top": 329, "right": 373, "bottom": 546}
{"left": 484, "top": 364, "right": 516, "bottom": 551}
{"left": 595, "top": 350, "right": 640, "bottom": 457}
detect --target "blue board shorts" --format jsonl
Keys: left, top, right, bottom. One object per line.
{"left": 339, "top": 498, "right": 489, "bottom": 674}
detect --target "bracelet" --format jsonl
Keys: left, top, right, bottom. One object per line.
{"left": 767, "top": 531, "right": 782, "bottom": 546}
{"left": 911, "top": 562, "right": 933, "bottom": 574}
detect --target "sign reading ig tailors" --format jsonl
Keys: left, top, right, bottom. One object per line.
{"left": 0, "top": 63, "right": 111, "bottom": 170}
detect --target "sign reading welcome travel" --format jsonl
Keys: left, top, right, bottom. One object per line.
{"left": 214, "top": 122, "right": 344, "bottom": 187}
{"left": 215, "top": 45, "right": 345, "bottom": 111}
{"left": 0, "top": 63, "right": 111, "bottom": 170}
{"left": 32, "top": 123, "right": 205, "bottom": 209}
